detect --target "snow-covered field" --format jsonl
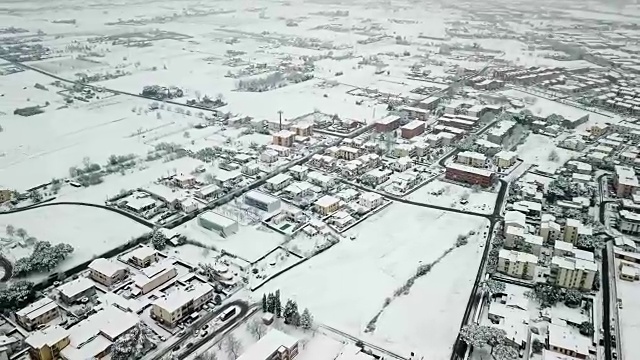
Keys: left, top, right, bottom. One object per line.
{"left": 257, "top": 203, "right": 489, "bottom": 358}
{"left": 516, "top": 134, "right": 578, "bottom": 174}
{"left": 0, "top": 205, "right": 148, "bottom": 281}
{"left": 407, "top": 179, "right": 497, "bottom": 214}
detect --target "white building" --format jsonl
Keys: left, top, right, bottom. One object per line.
{"left": 497, "top": 249, "right": 537, "bottom": 279}
{"left": 550, "top": 256, "right": 597, "bottom": 290}
{"left": 88, "top": 258, "right": 128, "bottom": 287}
{"left": 265, "top": 173, "right": 293, "bottom": 191}
{"left": 358, "top": 192, "right": 384, "bottom": 210}
{"left": 245, "top": 190, "right": 281, "bottom": 212}
{"left": 457, "top": 151, "right": 487, "bottom": 168}
{"left": 199, "top": 211, "right": 239, "bottom": 236}
{"left": 152, "top": 283, "right": 214, "bottom": 327}
{"left": 236, "top": 330, "right": 299, "bottom": 360}
{"left": 494, "top": 151, "right": 518, "bottom": 168}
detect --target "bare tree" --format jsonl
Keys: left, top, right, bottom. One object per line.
{"left": 194, "top": 351, "right": 218, "bottom": 360}
{"left": 5, "top": 225, "right": 15, "bottom": 237}
{"left": 223, "top": 334, "right": 242, "bottom": 359}
{"left": 247, "top": 318, "right": 267, "bottom": 339}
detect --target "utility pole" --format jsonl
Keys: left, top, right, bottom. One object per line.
{"left": 278, "top": 110, "right": 283, "bottom": 131}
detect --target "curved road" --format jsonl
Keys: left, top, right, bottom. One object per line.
{"left": 0, "top": 255, "right": 13, "bottom": 281}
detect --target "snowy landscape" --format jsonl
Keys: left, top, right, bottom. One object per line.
{"left": 0, "top": 0, "right": 639, "bottom": 360}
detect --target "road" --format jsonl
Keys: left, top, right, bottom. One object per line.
{"left": 147, "top": 300, "right": 251, "bottom": 360}
{"left": 0, "top": 255, "right": 13, "bottom": 282}
{"left": 320, "top": 324, "right": 408, "bottom": 360}
{"left": 450, "top": 179, "right": 509, "bottom": 360}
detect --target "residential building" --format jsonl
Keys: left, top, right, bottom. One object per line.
{"left": 546, "top": 323, "right": 589, "bottom": 359}
{"left": 306, "top": 171, "right": 335, "bottom": 189}
{"left": 16, "top": 297, "right": 59, "bottom": 331}
{"left": 195, "top": 184, "right": 223, "bottom": 200}
{"left": 199, "top": 211, "right": 239, "bottom": 236}
{"left": 291, "top": 123, "right": 313, "bottom": 137}
{"left": 619, "top": 209, "right": 640, "bottom": 235}
{"left": 374, "top": 115, "right": 400, "bottom": 132}
{"left": 25, "top": 325, "right": 69, "bottom": 360}
{"left": 133, "top": 261, "right": 178, "bottom": 294}
{"left": 88, "top": 258, "right": 128, "bottom": 287}
{"left": 272, "top": 130, "right": 296, "bottom": 147}
{"left": 504, "top": 211, "right": 526, "bottom": 233}
{"left": 0, "top": 190, "right": 12, "bottom": 203}
{"left": 398, "top": 105, "right": 430, "bottom": 120}
{"left": 282, "top": 182, "right": 314, "bottom": 199}
{"left": 416, "top": 96, "right": 440, "bottom": 110}
{"left": 456, "top": 151, "right": 487, "bottom": 168}
{"left": 266, "top": 144, "right": 292, "bottom": 157}
{"left": 337, "top": 146, "right": 359, "bottom": 160}
{"left": 359, "top": 192, "right": 384, "bottom": 210}
{"left": 494, "top": 151, "right": 518, "bottom": 168}
{"left": 266, "top": 173, "right": 293, "bottom": 191}
{"left": 487, "top": 120, "right": 516, "bottom": 144}
{"left": 245, "top": 190, "right": 281, "bottom": 212}
{"left": 57, "top": 277, "right": 96, "bottom": 304}
{"left": 390, "top": 157, "right": 413, "bottom": 172}
{"left": 260, "top": 150, "right": 279, "bottom": 163}
{"left": 550, "top": 256, "right": 597, "bottom": 290}
{"left": 540, "top": 220, "right": 563, "bottom": 243}
{"left": 497, "top": 249, "right": 537, "bottom": 279}
{"left": 362, "top": 169, "right": 392, "bottom": 186}
{"left": 393, "top": 144, "right": 415, "bottom": 158}
{"left": 174, "top": 174, "right": 196, "bottom": 188}
{"left": 152, "top": 283, "right": 214, "bottom": 327}
{"left": 126, "top": 245, "right": 158, "bottom": 268}
{"left": 288, "top": 165, "right": 309, "bottom": 180}
{"left": 179, "top": 197, "right": 199, "bottom": 213}
{"left": 314, "top": 195, "right": 341, "bottom": 215}
{"left": 400, "top": 120, "right": 425, "bottom": 139}
{"left": 614, "top": 165, "right": 639, "bottom": 198}
{"left": 445, "top": 163, "right": 495, "bottom": 187}
{"left": 563, "top": 219, "right": 581, "bottom": 244}
{"left": 241, "top": 163, "right": 261, "bottom": 176}
{"left": 236, "top": 329, "right": 299, "bottom": 360}
{"left": 619, "top": 263, "right": 638, "bottom": 281}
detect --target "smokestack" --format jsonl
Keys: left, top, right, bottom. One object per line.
{"left": 279, "top": 111, "right": 282, "bottom": 131}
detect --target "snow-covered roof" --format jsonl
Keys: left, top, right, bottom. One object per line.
{"left": 289, "top": 165, "right": 308, "bottom": 173}
{"left": 89, "top": 258, "right": 127, "bottom": 278}
{"left": 273, "top": 129, "right": 296, "bottom": 138}
{"left": 125, "top": 197, "right": 156, "bottom": 211}
{"left": 16, "top": 297, "right": 58, "bottom": 320}
{"left": 197, "top": 184, "right": 221, "bottom": 196}
{"left": 499, "top": 249, "right": 538, "bottom": 264}
{"left": 153, "top": 283, "right": 213, "bottom": 313}
{"left": 267, "top": 173, "right": 292, "bottom": 186}
{"left": 25, "top": 325, "right": 68, "bottom": 349}
{"left": 58, "top": 277, "right": 95, "bottom": 299}
{"left": 199, "top": 211, "right": 237, "bottom": 228}
{"left": 615, "top": 165, "right": 638, "bottom": 187}
{"left": 504, "top": 211, "right": 526, "bottom": 226}
{"left": 360, "top": 192, "right": 383, "bottom": 202}
{"left": 315, "top": 195, "right": 340, "bottom": 207}
{"left": 376, "top": 115, "right": 400, "bottom": 125}
{"left": 446, "top": 163, "right": 493, "bottom": 177}
{"left": 551, "top": 256, "right": 597, "bottom": 272}
{"left": 547, "top": 323, "right": 590, "bottom": 356}
{"left": 236, "top": 329, "right": 298, "bottom": 360}
{"left": 334, "top": 344, "right": 374, "bottom": 360}
{"left": 246, "top": 190, "right": 280, "bottom": 205}
{"left": 401, "top": 120, "right": 425, "bottom": 131}
{"left": 458, "top": 151, "right": 487, "bottom": 160}
{"left": 495, "top": 150, "right": 518, "bottom": 160}
{"left": 127, "top": 245, "right": 156, "bottom": 261}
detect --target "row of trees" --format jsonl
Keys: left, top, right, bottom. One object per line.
{"left": 524, "top": 283, "right": 584, "bottom": 308}
{"left": 14, "top": 241, "right": 74, "bottom": 277}
{"left": 262, "top": 290, "right": 314, "bottom": 329}
{"left": 0, "top": 280, "right": 36, "bottom": 311}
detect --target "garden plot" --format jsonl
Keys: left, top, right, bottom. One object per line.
{"left": 406, "top": 179, "right": 497, "bottom": 214}
{"left": 257, "top": 203, "right": 489, "bottom": 355}
{"left": 283, "top": 229, "right": 335, "bottom": 257}
{"left": 0, "top": 69, "right": 67, "bottom": 113}
{"left": 515, "top": 134, "right": 578, "bottom": 174}
{"left": 249, "top": 247, "right": 304, "bottom": 289}
{"left": 0, "top": 205, "right": 148, "bottom": 282}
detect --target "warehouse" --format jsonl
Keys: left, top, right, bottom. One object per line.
{"left": 199, "top": 211, "right": 239, "bottom": 236}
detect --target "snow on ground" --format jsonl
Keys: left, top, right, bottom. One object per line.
{"left": 256, "top": 203, "right": 489, "bottom": 357}
{"left": 371, "top": 229, "right": 486, "bottom": 359}
{"left": 0, "top": 205, "right": 148, "bottom": 281}
{"left": 175, "top": 215, "right": 285, "bottom": 263}
{"left": 249, "top": 248, "right": 303, "bottom": 288}
{"left": 515, "top": 134, "right": 578, "bottom": 174}
{"left": 406, "top": 179, "right": 497, "bottom": 214}
{"left": 615, "top": 270, "right": 640, "bottom": 360}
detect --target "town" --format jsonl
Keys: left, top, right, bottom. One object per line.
{"left": 0, "top": 0, "right": 639, "bottom": 360}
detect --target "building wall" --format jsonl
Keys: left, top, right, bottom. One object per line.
{"left": 315, "top": 202, "right": 339, "bottom": 216}
{"left": 401, "top": 125, "right": 425, "bottom": 139}
{"left": 139, "top": 269, "right": 178, "bottom": 294}
{"left": 131, "top": 253, "right": 158, "bottom": 268}
{"left": 445, "top": 167, "right": 493, "bottom": 187}
{"left": 0, "top": 190, "right": 12, "bottom": 203}
{"left": 552, "top": 266, "right": 595, "bottom": 290}
{"left": 61, "top": 287, "right": 96, "bottom": 304}
{"left": 497, "top": 258, "right": 535, "bottom": 279}
{"left": 563, "top": 225, "right": 578, "bottom": 244}
{"left": 18, "top": 307, "right": 60, "bottom": 331}
{"left": 152, "top": 290, "right": 213, "bottom": 327}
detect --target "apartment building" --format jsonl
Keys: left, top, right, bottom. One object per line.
{"left": 272, "top": 130, "right": 296, "bottom": 147}
{"left": 563, "top": 219, "right": 582, "bottom": 244}
{"left": 25, "top": 325, "right": 70, "bottom": 360}
{"left": 550, "top": 256, "right": 597, "bottom": 290}
{"left": 400, "top": 120, "right": 425, "bottom": 139}
{"left": 359, "top": 192, "right": 384, "bottom": 209}
{"left": 337, "top": 146, "right": 359, "bottom": 160}
{"left": 152, "top": 283, "right": 214, "bottom": 327}
{"left": 618, "top": 209, "right": 640, "bottom": 235}
{"left": 290, "top": 123, "right": 313, "bottom": 137}
{"left": 237, "top": 329, "right": 299, "bottom": 360}
{"left": 245, "top": 190, "right": 281, "bottom": 213}
{"left": 497, "top": 250, "right": 538, "bottom": 280}
{"left": 445, "top": 163, "right": 495, "bottom": 187}
{"left": 16, "top": 297, "right": 60, "bottom": 331}
{"left": 266, "top": 173, "right": 293, "bottom": 192}
{"left": 494, "top": 151, "right": 518, "bottom": 168}
{"left": 457, "top": 151, "right": 487, "bottom": 168}
{"left": 374, "top": 115, "right": 400, "bottom": 132}
{"left": 133, "top": 261, "right": 178, "bottom": 294}
{"left": 540, "top": 219, "right": 563, "bottom": 243}
{"left": 614, "top": 165, "right": 639, "bottom": 198}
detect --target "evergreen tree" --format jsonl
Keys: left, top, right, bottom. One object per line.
{"left": 274, "top": 290, "right": 282, "bottom": 317}
{"left": 151, "top": 229, "right": 167, "bottom": 250}
{"left": 283, "top": 299, "right": 299, "bottom": 325}
{"left": 262, "top": 294, "right": 268, "bottom": 312}
{"left": 300, "top": 308, "right": 313, "bottom": 329}
{"left": 267, "top": 293, "right": 275, "bottom": 313}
